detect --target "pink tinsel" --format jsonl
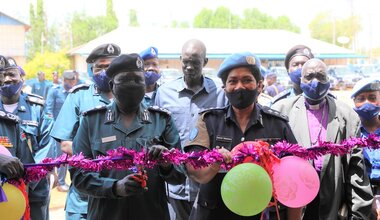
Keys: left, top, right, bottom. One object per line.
{"left": 18, "top": 135, "right": 380, "bottom": 183}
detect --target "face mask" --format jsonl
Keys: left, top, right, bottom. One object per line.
{"left": 225, "top": 88, "right": 258, "bottom": 109}
{"left": 289, "top": 69, "right": 302, "bottom": 86}
{"left": 111, "top": 81, "right": 145, "bottom": 113}
{"left": 300, "top": 79, "right": 330, "bottom": 101}
{"left": 64, "top": 83, "right": 73, "bottom": 91}
{"left": 144, "top": 71, "right": 161, "bottom": 86}
{"left": 354, "top": 103, "right": 380, "bottom": 121}
{"left": 0, "top": 81, "right": 23, "bottom": 98}
{"left": 92, "top": 70, "right": 111, "bottom": 92}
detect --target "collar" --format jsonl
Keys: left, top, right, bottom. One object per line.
{"left": 105, "top": 102, "right": 151, "bottom": 124}
{"left": 225, "top": 104, "right": 263, "bottom": 128}
{"left": 360, "top": 125, "right": 380, "bottom": 137}
{"left": 304, "top": 98, "right": 327, "bottom": 110}
{"left": 174, "top": 76, "right": 211, "bottom": 94}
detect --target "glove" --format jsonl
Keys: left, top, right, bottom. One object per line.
{"left": 148, "top": 145, "right": 172, "bottom": 170}
{"left": 114, "top": 172, "right": 148, "bottom": 197}
{"left": 0, "top": 154, "right": 24, "bottom": 179}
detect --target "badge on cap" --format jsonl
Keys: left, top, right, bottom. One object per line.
{"left": 246, "top": 56, "right": 256, "bottom": 65}
{"left": 107, "top": 44, "right": 115, "bottom": 54}
{"left": 136, "top": 57, "right": 143, "bottom": 69}
{"left": 0, "top": 57, "right": 5, "bottom": 69}
{"left": 303, "top": 48, "right": 311, "bottom": 57}
{"left": 151, "top": 47, "right": 156, "bottom": 55}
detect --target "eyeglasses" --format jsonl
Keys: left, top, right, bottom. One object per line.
{"left": 353, "top": 93, "right": 379, "bottom": 103}
{"left": 93, "top": 67, "right": 108, "bottom": 74}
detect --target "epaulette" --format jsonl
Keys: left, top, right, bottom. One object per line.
{"left": 327, "top": 92, "right": 337, "bottom": 99}
{"left": 271, "top": 90, "right": 291, "bottom": 104}
{"left": 82, "top": 105, "right": 107, "bottom": 116}
{"left": 0, "top": 110, "right": 20, "bottom": 123}
{"left": 260, "top": 106, "right": 289, "bottom": 121}
{"left": 199, "top": 107, "right": 226, "bottom": 115}
{"left": 69, "top": 84, "right": 90, "bottom": 93}
{"left": 148, "top": 106, "right": 171, "bottom": 116}
{"left": 26, "top": 93, "right": 44, "bottom": 106}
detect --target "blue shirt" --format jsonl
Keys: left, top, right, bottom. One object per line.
{"left": 31, "top": 80, "right": 52, "bottom": 99}
{"left": 361, "top": 125, "right": 380, "bottom": 183}
{"left": 0, "top": 93, "right": 55, "bottom": 202}
{"left": 45, "top": 85, "right": 69, "bottom": 120}
{"left": 154, "top": 76, "right": 227, "bottom": 201}
{"left": 50, "top": 83, "right": 111, "bottom": 214}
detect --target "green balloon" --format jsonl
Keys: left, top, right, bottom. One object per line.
{"left": 221, "top": 163, "right": 273, "bottom": 216}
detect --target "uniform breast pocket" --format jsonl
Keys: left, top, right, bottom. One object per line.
{"left": 92, "top": 139, "right": 124, "bottom": 157}
{"left": 168, "top": 106, "right": 188, "bottom": 131}
{"left": 214, "top": 135, "right": 232, "bottom": 150}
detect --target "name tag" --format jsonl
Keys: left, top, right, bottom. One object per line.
{"left": 101, "top": 136, "right": 117, "bottom": 143}
{"left": 216, "top": 135, "right": 232, "bottom": 143}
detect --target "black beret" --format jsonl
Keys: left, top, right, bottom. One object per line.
{"left": 0, "top": 55, "right": 17, "bottom": 71}
{"left": 86, "top": 43, "right": 121, "bottom": 64}
{"left": 284, "top": 45, "right": 314, "bottom": 71}
{"left": 106, "top": 53, "right": 144, "bottom": 78}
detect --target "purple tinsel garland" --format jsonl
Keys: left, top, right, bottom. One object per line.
{"left": 19, "top": 134, "right": 380, "bottom": 183}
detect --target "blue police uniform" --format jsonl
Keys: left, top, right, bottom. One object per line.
{"left": 0, "top": 92, "right": 55, "bottom": 220}
{"left": 184, "top": 104, "right": 297, "bottom": 220}
{"left": 31, "top": 80, "right": 52, "bottom": 99}
{"left": 70, "top": 102, "right": 185, "bottom": 219}
{"left": 143, "top": 84, "right": 159, "bottom": 106}
{"left": 50, "top": 83, "right": 111, "bottom": 218}
{"left": 45, "top": 84, "right": 69, "bottom": 120}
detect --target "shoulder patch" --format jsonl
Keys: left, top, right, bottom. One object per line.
{"left": 82, "top": 105, "right": 107, "bottom": 116}
{"left": 271, "top": 90, "right": 291, "bottom": 104}
{"left": 148, "top": 106, "right": 171, "bottom": 116}
{"left": 26, "top": 94, "right": 44, "bottom": 106}
{"left": 199, "top": 107, "right": 226, "bottom": 115}
{"left": 0, "top": 110, "right": 20, "bottom": 123}
{"left": 69, "top": 84, "right": 90, "bottom": 93}
{"left": 260, "top": 106, "right": 289, "bottom": 121}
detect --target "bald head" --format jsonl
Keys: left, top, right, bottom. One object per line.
{"left": 301, "top": 58, "right": 328, "bottom": 84}
{"left": 182, "top": 39, "right": 207, "bottom": 59}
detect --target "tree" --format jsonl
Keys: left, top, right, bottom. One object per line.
{"left": 70, "top": 0, "right": 119, "bottom": 47}
{"left": 194, "top": 7, "right": 239, "bottom": 29}
{"left": 23, "top": 51, "right": 71, "bottom": 80}
{"left": 309, "top": 11, "right": 362, "bottom": 48}
{"left": 193, "top": 8, "right": 213, "bottom": 28}
{"left": 27, "top": 0, "right": 47, "bottom": 58}
{"left": 129, "top": 9, "right": 139, "bottom": 27}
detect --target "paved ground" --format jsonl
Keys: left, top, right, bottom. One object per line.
{"left": 47, "top": 90, "right": 353, "bottom": 220}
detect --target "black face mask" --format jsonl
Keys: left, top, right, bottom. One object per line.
{"left": 226, "top": 88, "right": 258, "bottom": 109}
{"left": 111, "top": 81, "right": 145, "bottom": 113}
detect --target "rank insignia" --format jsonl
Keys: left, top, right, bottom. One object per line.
{"left": 0, "top": 136, "right": 13, "bottom": 148}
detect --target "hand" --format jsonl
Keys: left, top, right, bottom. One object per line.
{"left": 148, "top": 145, "right": 173, "bottom": 169}
{"left": 216, "top": 146, "right": 232, "bottom": 164}
{"left": 0, "top": 154, "right": 24, "bottom": 179}
{"left": 61, "top": 141, "right": 73, "bottom": 156}
{"left": 115, "top": 173, "right": 148, "bottom": 197}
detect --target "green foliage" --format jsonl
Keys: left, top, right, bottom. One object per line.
{"left": 129, "top": 9, "right": 139, "bottom": 27}
{"left": 27, "top": 0, "right": 47, "bottom": 59}
{"left": 23, "top": 51, "right": 71, "bottom": 80}
{"left": 193, "top": 7, "right": 298, "bottom": 32}
{"left": 309, "top": 11, "right": 362, "bottom": 48}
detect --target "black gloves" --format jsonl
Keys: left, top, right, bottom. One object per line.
{"left": 114, "top": 172, "right": 148, "bottom": 197}
{"left": 0, "top": 154, "right": 24, "bottom": 179}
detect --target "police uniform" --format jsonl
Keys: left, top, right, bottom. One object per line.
{"left": 70, "top": 101, "right": 185, "bottom": 219}
{"left": 184, "top": 104, "right": 297, "bottom": 220}
{"left": 0, "top": 92, "right": 54, "bottom": 220}
{"left": 140, "top": 46, "right": 160, "bottom": 106}
{"left": 50, "top": 44, "right": 120, "bottom": 219}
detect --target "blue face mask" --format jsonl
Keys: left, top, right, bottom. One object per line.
{"left": 64, "top": 83, "right": 73, "bottom": 91}
{"left": 354, "top": 103, "right": 380, "bottom": 121}
{"left": 289, "top": 69, "right": 302, "bottom": 86}
{"left": 0, "top": 81, "right": 23, "bottom": 98}
{"left": 92, "top": 70, "right": 111, "bottom": 92}
{"left": 144, "top": 71, "right": 161, "bottom": 86}
{"left": 300, "top": 79, "right": 330, "bottom": 101}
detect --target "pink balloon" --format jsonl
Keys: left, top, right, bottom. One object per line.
{"left": 272, "top": 156, "right": 320, "bottom": 208}
{"left": 0, "top": 145, "right": 12, "bottom": 157}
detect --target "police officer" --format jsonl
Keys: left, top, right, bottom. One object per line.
{"left": 70, "top": 53, "right": 185, "bottom": 219}
{"left": 351, "top": 78, "right": 380, "bottom": 219}
{"left": 184, "top": 52, "right": 299, "bottom": 220}
{"left": 45, "top": 70, "right": 77, "bottom": 192}
{"left": 49, "top": 43, "right": 120, "bottom": 219}
{"left": 0, "top": 55, "right": 54, "bottom": 220}
{"left": 271, "top": 45, "right": 314, "bottom": 105}
{"left": 140, "top": 46, "right": 161, "bottom": 106}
